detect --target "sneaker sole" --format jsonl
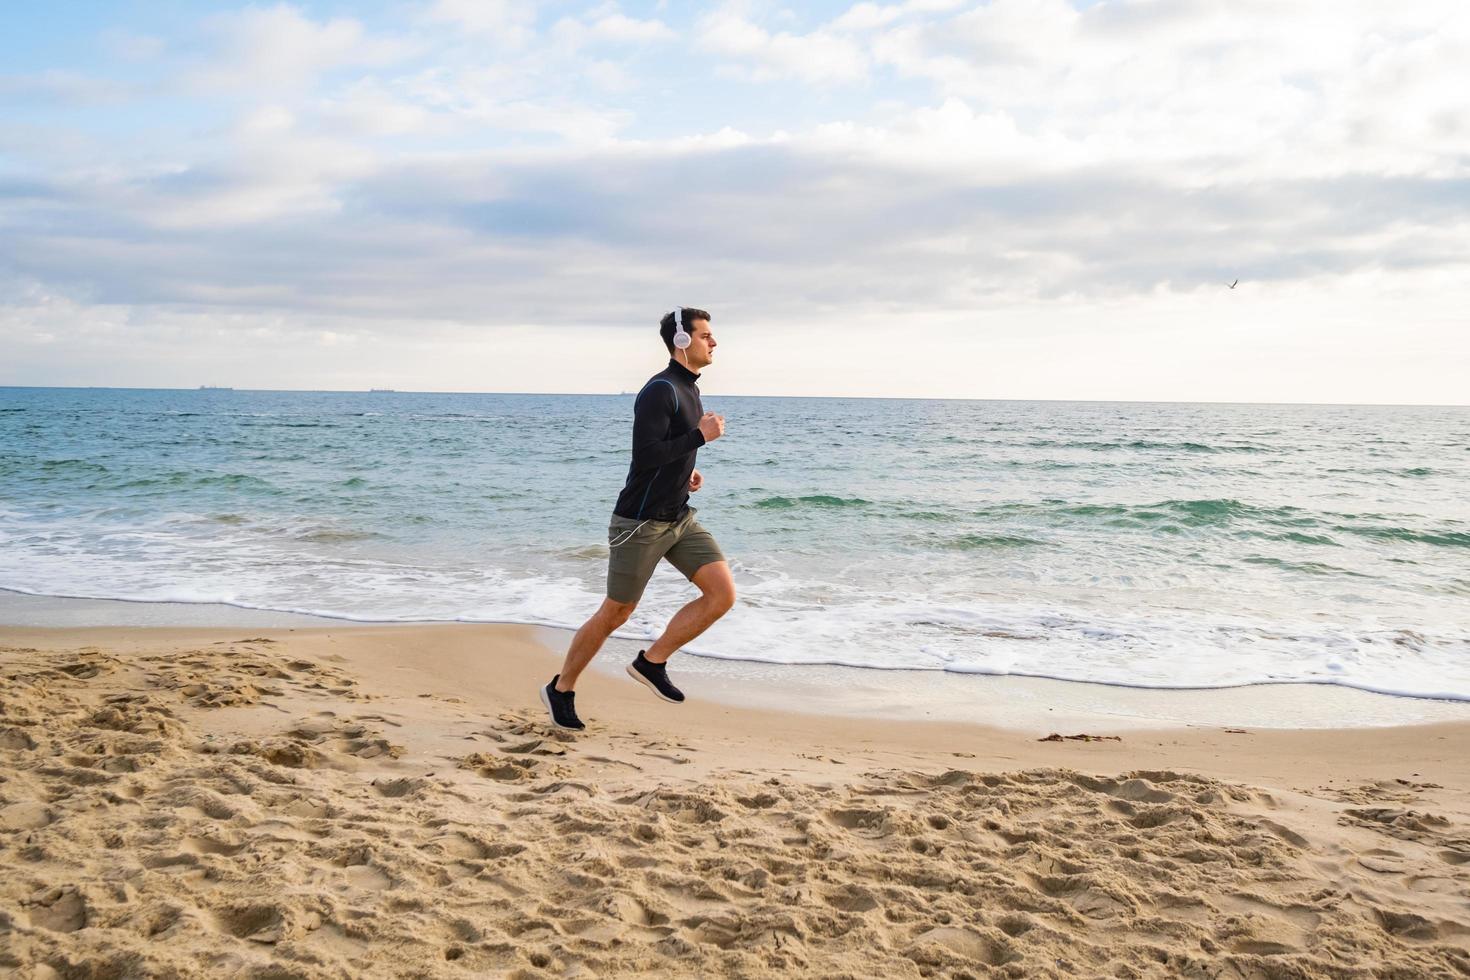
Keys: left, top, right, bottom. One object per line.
{"left": 539, "top": 684, "right": 584, "bottom": 731}
{"left": 626, "top": 664, "right": 683, "bottom": 704}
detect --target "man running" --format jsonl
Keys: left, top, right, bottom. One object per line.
{"left": 540, "top": 307, "right": 733, "bottom": 731}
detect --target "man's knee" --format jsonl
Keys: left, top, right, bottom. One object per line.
{"left": 601, "top": 598, "right": 638, "bottom": 628}
{"left": 700, "top": 581, "right": 736, "bottom": 615}
{"left": 692, "top": 561, "right": 736, "bottom": 615}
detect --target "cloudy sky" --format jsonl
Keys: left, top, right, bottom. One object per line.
{"left": 2, "top": 1, "right": 1466, "bottom": 403}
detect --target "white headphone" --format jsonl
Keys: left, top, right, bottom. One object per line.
{"left": 670, "top": 307, "right": 691, "bottom": 350}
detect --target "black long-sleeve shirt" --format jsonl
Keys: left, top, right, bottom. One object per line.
{"left": 613, "top": 359, "right": 707, "bottom": 521}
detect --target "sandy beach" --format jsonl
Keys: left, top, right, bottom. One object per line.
{"left": 3, "top": 621, "right": 1469, "bottom": 978}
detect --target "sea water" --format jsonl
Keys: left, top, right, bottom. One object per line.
{"left": 1, "top": 386, "right": 1466, "bottom": 700}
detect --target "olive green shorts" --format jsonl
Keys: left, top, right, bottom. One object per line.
{"left": 606, "top": 507, "right": 726, "bottom": 604}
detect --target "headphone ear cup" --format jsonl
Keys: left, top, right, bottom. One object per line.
{"left": 673, "top": 331, "right": 691, "bottom": 349}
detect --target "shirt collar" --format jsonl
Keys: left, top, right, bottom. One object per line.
{"left": 667, "top": 358, "right": 700, "bottom": 383}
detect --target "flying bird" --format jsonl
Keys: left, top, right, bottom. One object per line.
{"left": 1227, "top": 279, "right": 1239, "bottom": 289}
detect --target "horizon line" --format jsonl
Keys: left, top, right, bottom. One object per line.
{"left": 1, "top": 384, "right": 1467, "bottom": 409}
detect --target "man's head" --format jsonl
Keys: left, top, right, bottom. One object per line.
{"left": 661, "top": 307, "right": 717, "bottom": 371}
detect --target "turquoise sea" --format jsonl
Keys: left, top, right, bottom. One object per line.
{"left": 1, "top": 386, "right": 1467, "bottom": 700}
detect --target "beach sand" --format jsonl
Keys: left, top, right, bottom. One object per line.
{"left": 3, "top": 622, "right": 1469, "bottom": 978}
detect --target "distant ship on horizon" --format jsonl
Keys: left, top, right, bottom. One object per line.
{"left": 369, "top": 388, "right": 395, "bottom": 393}
{"left": 198, "top": 385, "right": 233, "bottom": 390}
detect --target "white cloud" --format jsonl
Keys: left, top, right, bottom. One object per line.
{"left": 316, "top": 79, "right": 436, "bottom": 137}
{"left": 862, "top": 0, "right": 1470, "bottom": 180}
{"left": 592, "top": 11, "right": 676, "bottom": 43}
{"left": 389, "top": 64, "right": 633, "bottom": 141}
{"left": 828, "top": 0, "right": 965, "bottom": 33}
{"left": 424, "top": 0, "right": 537, "bottom": 47}
{"left": 544, "top": 4, "right": 675, "bottom": 93}
{"left": 193, "top": 4, "right": 418, "bottom": 92}
{"left": 552, "top": 6, "right": 676, "bottom": 49}
{"left": 696, "top": 7, "right": 870, "bottom": 84}
{"left": 692, "top": 0, "right": 1470, "bottom": 183}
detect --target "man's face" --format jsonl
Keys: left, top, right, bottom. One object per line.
{"left": 683, "top": 319, "right": 717, "bottom": 368}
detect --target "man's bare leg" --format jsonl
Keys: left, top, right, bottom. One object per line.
{"left": 556, "top": 597, "right": 637, "bottom": 691}
{"left": 643, "top": 561, "right": 736, "bottom": 664}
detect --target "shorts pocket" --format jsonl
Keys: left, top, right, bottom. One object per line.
{"left": 608, "top": 518, "right": 667, "bottom": 546}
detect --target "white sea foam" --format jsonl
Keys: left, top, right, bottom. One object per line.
{"left": 2, "top": 540, "right": 1467, "bottom": 703}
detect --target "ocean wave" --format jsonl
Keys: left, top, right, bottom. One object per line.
{"left": 26, "top": 464, "right": 288, "bottom": 497}
{"left": 955, "top": 498, "right": 1470, "bottom": 548}
{"left": 40, "top": 458, "right": 110, "bottom": 474}
{"left": 1326, "top": 466, "right": 1439, "bottom": 478}
{"left": 1240, "top": 556, "right": 1371, "bottom": 577}
{"left": 196, "top": 472, "right": 280, "bottom": 491}
{"left": 295, "top": 528, "right": 382, "bottom": 544}
{"left": 1019, "top": 439, "right": 1268, "bottom": 454}
{"left": 118, "top": 472, "right": 284, "bottom": 494}
{"left": 972, "top": 497, "right": 1298, "bottom": 526}
{"left": 1341, "top": 524, "right": 1470, "bottom": 548}
{"left": 555, "top": 544, "right": 609, "bottom": 561}
{"left": 1244, "top": 530, "right": 1343, "bottom": 547}
{"left": 938, "top": 533, "right": 1047, "bottom": 550}
{"left": 752, "top": 495, "right": 872, "bottom": 509}
{"left": 998, "top": 460, "right": 1087, "bottom": 470}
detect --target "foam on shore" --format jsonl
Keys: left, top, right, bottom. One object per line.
{"left": 5, "top": 589, "right": 1470, "bottom": 731}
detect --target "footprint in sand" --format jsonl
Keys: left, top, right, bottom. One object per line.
{"left": 183, "top": 835, "right": 248, "bottom": 857}
{"left": 214, "top": 904, "right": 292, "bottom": 944}
{"left": 458, "top": 752, "right": 567, "bottom": 783}
{"left": 503, "top": 738, "right": 568, "bottom": 757}
{"left": 821, "top": 884, "right": 880, "bottom": 913}
{"left": 23, "top": 887, "right": 89, "bottom": 933}
{"left": 429, "top": 831, "right": 492, "bottom": 860}
{"left": 905, "top": 926, "right": 1019, "bottom": 967}
{"left": 824, "top": 806, "right": 891, "bottom": 835}
{"left": 0, "top": 801, "right": 54, "bottom": 830}
{"left": 0, "top": 726, "right": 38, "bottom": 750}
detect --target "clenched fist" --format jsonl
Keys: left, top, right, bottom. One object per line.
{"left": 698, "top": 411, "right": 725, "bottom": 443}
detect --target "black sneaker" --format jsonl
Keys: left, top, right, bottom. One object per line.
{"left": 540, "top": 675, "right": 585, "bottom": 731}
{"left": 627, "top": 650, "right": 685, "bottom": 704}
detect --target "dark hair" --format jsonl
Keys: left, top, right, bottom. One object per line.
{"left": 659, "top": 307, "right": 711, "bottom": 355}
